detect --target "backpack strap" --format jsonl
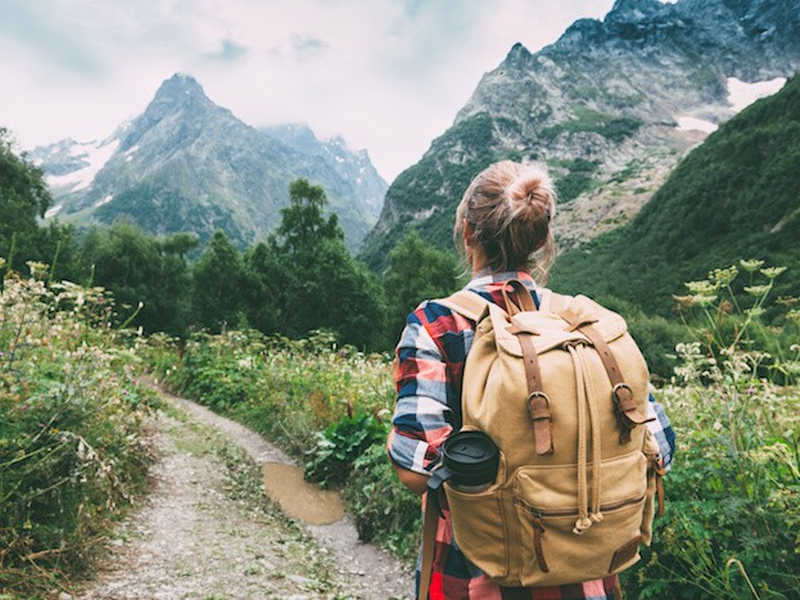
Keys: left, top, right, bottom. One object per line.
{"left": 435, "top": 289, "right": 491, "bottom": 322}
{"left": 417, "top": 488, "right": 440, "bottom": 600}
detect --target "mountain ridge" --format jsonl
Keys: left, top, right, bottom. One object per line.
{"left": 33, "top": 74, "right": 387, "bottom": 250}
{"left": 360, "top": 0, "right": 800, "bottom": 268}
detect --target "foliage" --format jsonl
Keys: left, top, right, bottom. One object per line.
{"left": 81, "top": 222, "right": 197, "bottom": 336}
{"left": 627, "top": 345, "right": 799, "bottom": 599}
{"left": 672, "top": 261, "right": 799, "bottom": 384}
{"left": 0, "top": 265, "right": 158, "bottom": 596}
{"left": 304, "top": 414, "right": 387, "bottom": 488}
{"left": 342, "top": 444, "right": 421, "bottom": 561}
{"left": 551, "top": 74, "right": 800, "bottom": 316}
{"left": 0, "top": 129, "right": 51, "bottom": 255}
{"left": 540, "top": 106, "right": 642, "bottom": 143}
{"left": 550, "top": 158, "right": 599, "bottom": 203}
{"left": 382, "top": 232, "right": 460, "bottom": 342}
{"left": 192, "top": 230, "right": 245, "bottom": 333}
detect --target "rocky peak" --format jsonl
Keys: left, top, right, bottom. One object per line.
{"left": 502, "top": 42, "right": 532, "bottom": 69}
{"left": 606, "top": 0, "right": 667, "bottom": 23}
{"left": 145, "top": 73, "right": 213, "bottom": 121}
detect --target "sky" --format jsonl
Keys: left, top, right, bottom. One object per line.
{"left": 1, "top": 0, "right": 617, "bottom": 182}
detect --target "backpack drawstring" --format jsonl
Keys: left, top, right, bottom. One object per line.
{"left": 568, "top": 343, "right": 604, "bottom": 534}
{"left": 567, "top": 344, "right": 592, "bottom": 534}
{"left": 578, "top": 344, "right": 604, "bottom": 525}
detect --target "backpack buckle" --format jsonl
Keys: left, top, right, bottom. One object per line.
{"left": 528, "top": 392, "right": 554, "bottom": 455}
{"left": 527, "top": 391, "right": 551, "bottom": 420}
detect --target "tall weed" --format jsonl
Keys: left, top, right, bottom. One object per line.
{"left": 0, "top": 262, "right": 159, "bottom": 597}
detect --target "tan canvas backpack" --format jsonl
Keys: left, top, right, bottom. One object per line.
{"left": 418, "top": 281, "right": 665, "bottom": 599}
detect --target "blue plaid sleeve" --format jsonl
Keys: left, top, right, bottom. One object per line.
{"left": 387, "top": 305, "right": 455, "bottom": 476}
{"left": 646, "top": 394, "right": 675, "bottom": 471}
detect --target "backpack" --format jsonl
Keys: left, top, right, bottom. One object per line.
{"left": 418, "top": 280, "right": 665, "bottom": 598}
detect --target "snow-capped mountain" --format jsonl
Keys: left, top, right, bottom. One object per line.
{"left": 31, "top": 74, "right": 387, "bottom": 249}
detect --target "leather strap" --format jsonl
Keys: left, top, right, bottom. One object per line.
{"left": 577, "top": 324, "right": 651, "bottom": 444}
{"left": 518, "top": 333, "right": 553, "bottom": 455}
{"left": 417, "top": 489, "right": 440, "bottom": 600}
{"left": 501, "top": 279, "right": 536, "bottom": 314}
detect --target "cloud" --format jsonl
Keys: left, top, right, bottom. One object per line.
{"left": 290, "top": 35, "right": 329, "bottom": 59}
{"left": 205, "top": 38, "right": 249, "bottom": 62}
{"left": 0, "top": 0, "right": 108, "bottom": 79}
{"left": 1, "top": 0, "right": 617, "bottom": 181}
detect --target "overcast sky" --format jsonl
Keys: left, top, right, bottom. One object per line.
{"left": 2, "top": 0, "right": 617, "bottom": 182}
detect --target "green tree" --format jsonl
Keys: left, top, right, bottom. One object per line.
{"left": 383, "top": 232, "right": 460, "bottom": 340}
{"left": 241, "top": 241, "right": 285, "bottom": 334}
{"left": 0, "top": 127, "right": 51, "bottom": 273}
{"left": 192, "top": 230, "right": 244, "bottom": 332}
{"left": 267, "top": 178, "right": 386, "bottom": 348}
{"left": 82, "top": 222, "right": 197, "bottom": 335}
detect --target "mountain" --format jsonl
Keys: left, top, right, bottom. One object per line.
{"left": 359, "top": 0, "right": 800, "bottom": 268}
{"left": 32, "top": 74, "right": 387, "bottom": 249}
{"left": 551, "top": 73, "right": 800, "bottom": 315}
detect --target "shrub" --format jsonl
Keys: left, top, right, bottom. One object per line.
{"left": 304, "top": 414, "right": 387, "bottom": 488}
{"left": 0, "top": 264, "right": 158, "bottom": 596}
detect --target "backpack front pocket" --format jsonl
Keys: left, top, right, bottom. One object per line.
{"left": 514, "top": 495, "right": 646, "bottom": 586}
{"left": 443, "top": 484, "right": 510, "bottom": 580}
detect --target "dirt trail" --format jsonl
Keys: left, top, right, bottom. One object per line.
{"left": 74, "top": 387, "right": 411, "bottom": 600}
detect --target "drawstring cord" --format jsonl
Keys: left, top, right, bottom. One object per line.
{"left": 567, "top": 345, "right": 592, "bottom": 534}
{"left": 578, "top": 345, "right": 604, "bottom": 525}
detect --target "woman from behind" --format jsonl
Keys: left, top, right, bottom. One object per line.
{"left": 387, "top": 160, "right": 674, "bottom": 599}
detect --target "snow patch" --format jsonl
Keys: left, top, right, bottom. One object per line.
{"left": 46, "top": 139, "right": 119, "bottom": 192}
{"left": 126, "top": 155, "right": 133, "bottom": 162}
{"left": 125, "top": 144, "right": 139, "bottom": 155}
{"left": 727, "top": 77, "right": 786, "bottom": 113}
{"left": 44, "top": 204, "right": 62, "bottom": 218}
{"left": 675, "top": 116, "right": 718, "bottom": 134}
{"left": 95, "top": 194, "right": 113, "bottom": 207}
{"left": 335, "top": 155, "right": 345, "bottom": 163}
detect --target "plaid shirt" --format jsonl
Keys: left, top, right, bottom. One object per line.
{"left": 388, "top": 270, "right": 675, "bottom": 600}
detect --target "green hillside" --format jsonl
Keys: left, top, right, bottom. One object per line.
{"left": 551, "top": 74, "right": 800, "bottom": 314}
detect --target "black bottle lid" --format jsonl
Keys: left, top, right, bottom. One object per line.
{"left": 442, "top": 431, "right": 499, "bottom": 487}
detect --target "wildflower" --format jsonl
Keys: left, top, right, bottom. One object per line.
{"left": 708, "top": 265, "right": 738, "bottom": 287}
{"left": 685, "top": 280, "right": 716, "bottom": 295}
{"left": 692, "top": 294, "right": 717, "bottom": 307}
{"left": 739, "top": 258, "right": 764, "bottom": 272}
{"left": 744, "top": 285, "right": 770, "bottom": 297}
{"left": 760, "top": 266, "right": 787, "bottom": 280}
{"left": 673, "top": 294, "right": 695, "bottom": 308}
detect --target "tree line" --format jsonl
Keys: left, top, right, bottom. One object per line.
{"left": 0, "top": 127, "right": 459, "bottom": 350}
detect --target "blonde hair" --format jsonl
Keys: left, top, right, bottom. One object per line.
{"left": 453, "top": 160, "right": 556, "bottom": 282}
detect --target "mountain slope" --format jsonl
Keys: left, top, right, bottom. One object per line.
{"left": 32, "top": 75, "right": 387, "bottom": 249}
{"left": 360, "top": 0, "right": 800, "bottom": 268}
{"left": 550, "top": 73, "right": 800, "bottom": 314}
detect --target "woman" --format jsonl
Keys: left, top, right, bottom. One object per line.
{"left": 387, "top": 160, "right": 674, "bottom": 599}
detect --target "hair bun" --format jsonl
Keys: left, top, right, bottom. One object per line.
{"left": 506, "top": 168, "right": 556, "bottom": 222}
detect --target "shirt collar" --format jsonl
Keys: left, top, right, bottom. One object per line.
{"left": 465, "top": 269, "right": 538, "bottom": 291}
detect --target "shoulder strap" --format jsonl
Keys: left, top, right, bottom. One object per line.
{"left": 417, "top": 490, "right": 440, "bottom": 600}
{"left": 435, "top": 289, "right": 491, "bottom": 322}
